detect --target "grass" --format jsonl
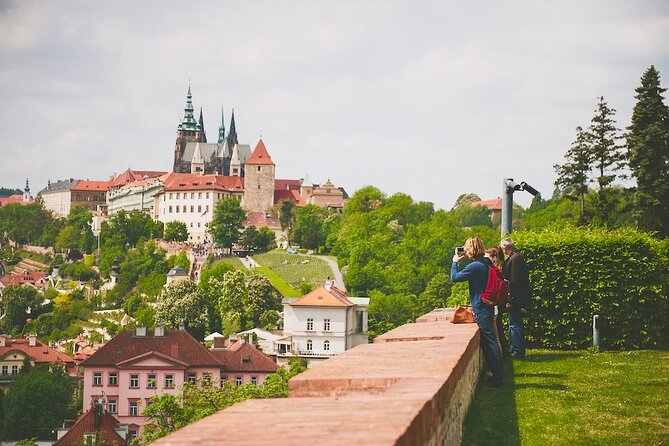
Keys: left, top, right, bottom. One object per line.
{"left": 462, "top": 349, "right": 669, "bottom": 446}
{"left": 16, "top": 248, "right": 51, "bottom": 266}
{"left": 253, "top": 250, "right": 333, "bottom": 289}
{"left": 212, "top": 257, "right": 245, "bottom": 270}
{"left": 255, "top": 266, "right": 301, "bottom": 297}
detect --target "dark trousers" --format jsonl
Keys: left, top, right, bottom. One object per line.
{"left": 476, "top": 309, "right": 503, "bottom": 386}
{"left": 495, "top": 307, "right": 510, "bottom": 354}
{"left": 508, "top": 305, "right": 525, "bottom": 357}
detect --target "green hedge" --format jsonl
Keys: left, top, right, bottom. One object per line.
{"left": 513, "top": 225, "right": 668, "bottom": 350}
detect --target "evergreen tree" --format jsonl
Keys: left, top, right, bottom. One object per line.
{"left": 554, "top": 125, "right": 593, "bottom": 223}
{"left": 627, "top": 65, "right": 669, "bottom": 236}
{"left": 587, "top": 96, "right": 626, "bottom": 225}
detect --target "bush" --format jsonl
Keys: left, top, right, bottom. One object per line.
{"left": 513, "top": 225, "right": 669, "bottom": 349}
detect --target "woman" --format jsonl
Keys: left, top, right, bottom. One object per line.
{"left": 486, "top": 246, "right": 509, "bottom": 356}
{"left": 451, "top": 237, "right": 503, "bottom": 388}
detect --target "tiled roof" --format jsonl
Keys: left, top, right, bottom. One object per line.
{"left": 161, "top": 173, "right": 244, "bottom": 192}
{"left": 0, "top": 194, "right": 31, "bottom": 207}
{"left": 39, "top": 179, "right": 79, "bottom": 194}
{"left": 54, "top": 409, "right": 126, "bottom": 446}
{"left": 111, "top": 168, "right": 167, "bottom": 188}
{"left": 81, "top": 329, "right": 221, "bottom": 367}
{"left": 470, "top": 197, "right": 503, "bottom": 211}
{"left": 289, "top": 285, "right": 354, "bottom": 307}
{"left": 211, "top": 341, "right": 278, "bottom": 373}
{"left": 70, "top": 180, "right": 112, "bottom": 192}
{"left": 1, "top": 271, "right": 47, "bottom": 287}
{"left": 273, "top": 189, "right": 305, "bottom": 206}
{"left": 0, "top": 336, "right": 79, "bottom": 377}
{"left": 243, "top": 212, "right": 281, "bottom": 229}
{"left": 246, "top": 139, "right": 274, "bottom": 165}
{"left": 275, "top": 179, "right": 301, "bottom": 191}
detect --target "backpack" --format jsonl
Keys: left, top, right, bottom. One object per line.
{"left": 481, "top": 265, "right": 510, "bottom": 306}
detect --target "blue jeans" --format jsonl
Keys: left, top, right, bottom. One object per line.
{"left": 508, "top": 305, "right": 525, "bottom": 357}
{"left": 475, "top": 308, "right": 503, "bottom": 386}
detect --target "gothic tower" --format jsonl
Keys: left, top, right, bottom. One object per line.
{"left": 226, "top": 109, "right": 238, "bottom": 150}
{"left": 173, "top": 85, "right": 206, "bottom": 172}
{"left": 243, "top": 139, "right": 275, "bottom": 213}
{"left": 217, "top": 106, "right": 226, "bottom": 144}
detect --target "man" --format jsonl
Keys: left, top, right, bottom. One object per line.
{"left": 501, "top": 237, "right": 531, "bottom": 359}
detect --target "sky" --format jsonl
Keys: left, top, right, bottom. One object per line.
{"left": 1, "top": 0, "right": 668, "bottom": 211}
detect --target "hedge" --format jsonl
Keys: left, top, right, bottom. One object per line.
{"left": 512, "top": 225, "right": 668, "bottom": 350}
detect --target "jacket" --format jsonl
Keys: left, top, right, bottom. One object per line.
{"left": 503, "top": 250, "right": 531, "bottom": 307}
{"left": 450, "top": 256, "right": 492, "bottom": 315}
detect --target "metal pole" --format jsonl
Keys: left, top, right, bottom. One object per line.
{"left": 501, "top": 178, "right": 514, "bottom": 237}
{"left": 593, "top": 315, "right": 600, "bottom": 347}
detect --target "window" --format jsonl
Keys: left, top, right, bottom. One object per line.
{"left": 306, "top": 340, "right": 313, "bottom": 351}
{"left": 108, "top": 399, "right": 117, "bottom": 414}
{"left": 191, "top": 193, "right": 195, "bottom": 199}
{"left": 197, "top": 222, "right": 201, "bottom": 228}
{"left": 183, "top": 205, "right": 187, "bottom": 213}
{"left": 187, "top": 373, "right": 196, "bottom": 384}
{"left": 129, "top": 430, "right": 137, "bottom": 441}
{"left": 11, "top": 365, "right": 19, "bottom": 374}
{"left": 198, "top": 205, "right": 202, "bottom": 213}
{"left": 147, "top": 374, "right": 157, "bottom": 388}
{"left": 205, "top": 205, "right": 209, "bottom": 213}
{"left": 190, "top": 222, "right": 193, "bottom": 227}
{"left": 221, "top": 376, "right": 228, "bottom": 385}
{"left": 217, "top": 193, "right": 221, "bottom": 199}
{"left": 163, "top": 195, "right": 165, "bottom": 201}
{"left": 235, "top": 376, "right": 243, "bottom": 386}
{"left": 129, "top": 401, "right": 138, "bottom": 416}
{"left": 324, "top": 318, "right": 331, "bottom": 331}
{"left": 93, "top": 372, "right": 102, "bottom": 386}
{"left": 130, "top": 374, "right": 139, "bottom": 388}
{"left": 307, "top": 318, "right": 314, "bottom": 331}
{"left": 165, "top": 374, "right": 174, "bottom": 388}
{"left": 108, "top": 373, "right": 118, "bottom": 386}
{"left": 177, "top": 193, "right": 180, "bottom": 199}
{"left": 169, "top": 193, "right": 173, "bottom": 199}
{"left": 251, "top": 376, "right": 258, "bottom": 385}
{"left": 257, "top": 166, "right": 261, "bottom": 171}
{"left": 206, "top": 192, "right": 209, "bottom": 199}
{"left": 324, "top": 340, "right": 330, "bottom": 351}
{"left": 190, "top": 205, "right": 194, "bottom": 213}
{"left": 1, "top": 365, "right": 7, "bottom": 375}
{"left": 202, "top": 372, "right": 212, "bottom": 384}
{"left": 198, "top": 192, "right": 202, "bottom": 199}
{"left": 176, "top": 206, "right": 179, "bottom": 213}
{"left": 356, "top": 311, "right": 364, "bottom": 333}
{"left": 169, "top": 205, "right": 173, "bottom": 213}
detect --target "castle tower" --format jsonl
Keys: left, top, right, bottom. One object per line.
{"left": 229, "top": 144, "right": 241, "bottom": 177}
{"left": 217, "top": 106, "right": 226, "bottom": 144}
{"left": 243, "top": 139, "right": 275, "bottom": 213}
{"left": 226, "top": 109, "right": 238, "bottom": 149}
{"left": 198, "top": 108, "right": 207, "bottom": 143}
{"left": 191, "top": 143, "right": 205, "bottom": 174}
{"left": 23, "top": 178, "right": 32, "bottom": 203}
{"left": 173, "top": 85, "right": 205, "bottom": 172}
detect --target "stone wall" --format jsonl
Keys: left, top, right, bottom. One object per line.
{"left": 153, "top": 308, "right": 481, "bottom": 446}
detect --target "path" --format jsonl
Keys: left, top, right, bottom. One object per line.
{"left": 313, "top": 255, "right": 346, "bottom": 291}
{"left": 241, "top": 256, "right": 259, "bottom": 270}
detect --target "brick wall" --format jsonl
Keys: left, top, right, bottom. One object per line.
{"left": 153, "top": 308, "right": 481, "bottom": 446}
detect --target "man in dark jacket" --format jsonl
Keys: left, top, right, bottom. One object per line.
{"left": 501, "top": 237, "right": 531, "bottom": 358}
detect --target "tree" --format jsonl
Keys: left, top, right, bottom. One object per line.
{"left": 100, "top": 209, "right": 163, "bottom": 250}
{"left": 627, "top": 65, "right": 669, "bottom": 236}
{"left": 167, "top": 251, "right": 191, "bottom": 273}
{"left": 164, "top": 221, "right": 189, "bottom": 242}
{"left": 240, "top": 226, "right": 276, "bottom": 252}
{"left": 453, "top": 205, "right": 493, "bottom": 228}
{"left": 246, "top": 274, "right": 282, "bottom": 329}
{"left": 208, "top": 198, "right": 246, "bottom": 254}
{"left": 155, "top": 281, "right": 209, "bottom": 340}
{"left": 554, "top": 125, "right": 593, "bottom": 223}
{"left": 587, "top": 96, "right": 626, "bottom": 225}
{"left": 451, "top": 193, "right": 482, "bottom": 210}
{"left": 2, "top": 364, "right": 73, "bottom": 441}
{"left": 278, "top": 200, "right": 296, "bottom": 243}
{"left": 293, "top": 205, "right": 327, "bottom": 250}
{"left": 217, "top": 270, "right": 248, "bottom": 335}
{"left": 0, "top": 286, "right": 42, "bottom": 335}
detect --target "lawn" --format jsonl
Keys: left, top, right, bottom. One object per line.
{"left": 463, "top": 349, "right": 669, "bottom": 446}
{"left": 253, "top": 250, "right": 333, "bottom": 289}
{"left": 211, "top": 257, "right": 245, "bottom": 270}
{"left": 255, "top": 266, "right": 301, "bottom": 297}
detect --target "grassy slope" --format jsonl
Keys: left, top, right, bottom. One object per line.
{"left": 253, "top": 250, "right": 333, "bottom": 289}
{"left": 255, "top": 266, "right": 301, "bottom": 297}
{"left": 462, "top": 349, "right": 669, "bottom": 446}
{"left": 212, "top": 257, "right": 245, "bottom": 270}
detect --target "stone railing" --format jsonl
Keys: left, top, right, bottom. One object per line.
{"left": 154, "top": 308, "right": 481, "bottom": 446}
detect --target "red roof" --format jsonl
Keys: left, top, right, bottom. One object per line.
{"left": 211, "top": 341, "right": 278, "bottom": 373}
{"left": 81, "top": 329, "right": 221, "bottom": 367}
{"left": 274, "top": 189, "right": 305, "bottom": 206}
{"left": 71, "top": 180, "right": 112, "bottom": 192}
{"left": 162, "top": 173, "right": 244, "bottom": 192}
{"left": 246, "top": 139, "right": 275, "bottom": 165}
{"left": 54, "top": 409, "right": 126, "bottom": 446}
{"left": 289, "top": 285, "right": 354, "bottom": 307}
{"left": 1, "top": 271, "right": 47, "bottom": 287}
{"left": 470, "top": 198, "right": 503, "bottom": 211}
{"left": 0, "top": 194, "right": 31, "bottom": 207}
{"left": 111, "top": 168, "right": 167, "bottom": 188}
{"left": 0, "top": 336, "right": 79, "bottom": 378}
{"left": 243, "top": 212, "right": 281, "bottom": 229}
{"left": 275, "top": 179, "right": 301, "bottom": 191}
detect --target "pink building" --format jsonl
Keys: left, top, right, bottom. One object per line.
{"left": 81, "top": 326, "right": 278, "bottom": 439}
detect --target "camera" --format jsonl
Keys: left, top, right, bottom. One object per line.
{"left": 455, "top": 246, "right": 465, "bottom": 256}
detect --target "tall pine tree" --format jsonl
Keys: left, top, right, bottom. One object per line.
{"left": 587, "top": 96, "right": 625, "bottom": 225}
{"left": 627, "top": 65, "right": 669, "bottom": 236}
{"left": 554, "top": 125, "right": 592, "bottom": 224}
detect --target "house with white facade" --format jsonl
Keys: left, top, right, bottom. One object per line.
{"left": 276, "top": 282, "right": 369, "bottom": 365}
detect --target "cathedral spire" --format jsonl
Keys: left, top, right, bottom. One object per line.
{"left": 218, "top": 106, "right": 226, "bottom": 143}
{"left": 178, "top": 84, "right": 198, "bottom": 132}
{"left": 226, "top": 108, "right": 238, "bottom": 148}
{"left": 198, "top": 107, "right": 207, "bottom": 142}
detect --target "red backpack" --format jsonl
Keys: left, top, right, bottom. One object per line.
{"left": 481, "top": 265, "right": 510, "bottom": 306}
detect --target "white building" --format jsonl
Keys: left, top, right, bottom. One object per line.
{"left": 155, "top": 173, "right": 244, "bottom": 243}
{"left": 107, "top": 173, "right": 170, "bottom": 217}
{"left": 278, "top": 282, "right": 369, "bottom": 365}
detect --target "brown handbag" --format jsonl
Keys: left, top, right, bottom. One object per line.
{"left": 451, "top": 304, "right": 475, "bottom": 324}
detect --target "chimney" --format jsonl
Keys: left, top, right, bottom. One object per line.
{"left": 178, "top": 320, "right": 186, "bottom": 331}
{"left": 324, "top": 277, "right": 332, "bottom": 292}
{"left": 136, "top": 326, "right": 147, "bottom": 337}
{"left": 154, "top": 325, "right": 164, "bottom": 337}
{"left": 28, "top": 333, "right": 37, "bottom": 347}
{"left": 0, "top": 335, "right": 6, "bottom": 347}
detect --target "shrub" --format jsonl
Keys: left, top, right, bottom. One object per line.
{"left": 513, "top": 225, "right": 668, "bottom": 349}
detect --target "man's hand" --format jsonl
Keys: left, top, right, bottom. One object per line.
{"left": 506, "top": 303, "right": 513, "bottom": 309}
{"left": 453, "top": 254, "right": 463, "bottom": 262}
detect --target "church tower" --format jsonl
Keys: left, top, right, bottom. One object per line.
{"left": 173, "top": 85, "right": 205, "bottom": 172}
{"left": 229, "top": 144, "right": 241, "bottom": 177}
{"left": 198, "top": 108, "right": 207, "bottom": 143}
{"left": 243, "top": 139, "right": 275, "bottom": 213}
{"left": 23, "top": 178, "right": 32, "bottom": 203}
{"left": 217, "top": 106, "right": 226, "bottom": 144}
{"left": 226, "top": 109, "right": 238, "bottom": 150}
{"left": 191, "top": 143, "right": 205, "bottom": 174}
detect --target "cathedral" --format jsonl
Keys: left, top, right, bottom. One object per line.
{"left": 172, "top": 86, "right": 252, "bottom": 176}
